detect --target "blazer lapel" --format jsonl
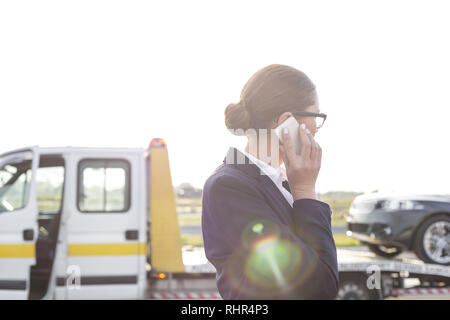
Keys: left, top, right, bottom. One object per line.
{"left": 222, "top": 147, "right": 294, "bottom": 220}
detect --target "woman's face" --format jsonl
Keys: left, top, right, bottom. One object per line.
{"left": 294, "top": 104, "right": 320, "bottom": 137}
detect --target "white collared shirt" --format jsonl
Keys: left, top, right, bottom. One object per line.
{"left": 239, "top": 148, "right": 294, "bottom": 207}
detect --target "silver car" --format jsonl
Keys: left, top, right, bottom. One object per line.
{"left": 346, "top": 192, "right": 450, "bottom": 265}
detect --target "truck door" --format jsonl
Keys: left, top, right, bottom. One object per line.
{"left": 0, "top": 148, "right": 39, "bottom": 299}
{"left": 58, "top": 153, "right": 143, "bottom": 299}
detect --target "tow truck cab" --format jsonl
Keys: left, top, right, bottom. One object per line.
{"left": 0, "top": 140, "right": 185, "bottom": 299}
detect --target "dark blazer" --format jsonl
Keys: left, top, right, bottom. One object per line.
{"left": 201, "top": 147, "right": 339, "bottom": 299}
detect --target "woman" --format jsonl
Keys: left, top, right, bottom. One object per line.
{"left": 201, "top": 64, "right": 338, "bottom": 299}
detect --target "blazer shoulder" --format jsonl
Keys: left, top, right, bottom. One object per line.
{"left": 203, "top": 164, "right": 254, "bottom": 195}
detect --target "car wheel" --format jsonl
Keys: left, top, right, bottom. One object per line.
{"left": 367, "top": 244, "right": 402, "bottom": 258}
{"left": 414, "top": 214, "right": 450, "bottom": 265}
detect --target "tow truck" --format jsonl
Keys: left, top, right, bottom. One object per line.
{"left": 0, "top": 139, "right": 217, "bottom": 299}
{"left": 0, "top": 140, "right": 448, "bottom": 299}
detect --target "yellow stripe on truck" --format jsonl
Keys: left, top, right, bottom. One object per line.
{"left": 68, "top": 243, "right": 146, "bottom": 256}
{"left": 0, "top": 244, "right": 35, "bottom": 258}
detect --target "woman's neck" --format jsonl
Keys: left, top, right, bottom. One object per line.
{"left": 244, "top": 142, "right": 282, "bottom": 169}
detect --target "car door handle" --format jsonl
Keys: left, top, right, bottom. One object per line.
{"left": 125, "top": 230, "right": 139, "bottom": 240}
{"left": 23, "top": 229, "right": 34, "bottom": 241}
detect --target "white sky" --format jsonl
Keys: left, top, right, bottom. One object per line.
{"left": 1, "top": 0, "right": 449, "bottom": 195}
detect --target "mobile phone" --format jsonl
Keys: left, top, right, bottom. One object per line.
{"left": 274, "top": 116, "right": 302, "bottom": 155}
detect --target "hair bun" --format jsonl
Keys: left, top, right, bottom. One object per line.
{"left": 224, "top": 101, "right": 252, "bottom": 135}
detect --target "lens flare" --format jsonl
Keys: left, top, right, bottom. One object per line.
{"left": 225, "top": 219, "right": 321, "bottom": 298}
{"left": 245, "top": 236, "right": 301, "bottom": 290}
{"left": 252, "top": 223, "right": 264, "bottom": 235}
{"left": 241, "top": 219, "right": 281, "bottom": 250}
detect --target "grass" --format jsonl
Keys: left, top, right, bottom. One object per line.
{"left": 178, "top": 213, "right": 201, "bottom": 225}
{"left": 176, "top": 197, "right": 202, "bottom": 206}
{"left": 318, "top": 191, "right": 362, "bottom": 226}
{"left": 177, "top": 191, "right": 362, "bottom": 227}
{"left": 333, "top": 234, "right": 360, "bottom": 247}
{"left": 181, "top": 234, "right": 204, "bottom": 247}
{"left": 178, "top": 193, "right": 362, "bottom": 247}
{"left": 181, "top": 233, "right": 360, "bottom": 247}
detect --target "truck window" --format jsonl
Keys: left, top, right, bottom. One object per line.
{"left": 37, "top": 166, "right": 64, "bottom": 214}
{"left": 0, "top": 156, "right": 32, "bottom": 213}
{"left": 78, "top": 159, "right": 130, "bottom": 213}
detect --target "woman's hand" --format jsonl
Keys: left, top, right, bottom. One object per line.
{"left": 279, "top": 123, "right": 322, "bottom": 201}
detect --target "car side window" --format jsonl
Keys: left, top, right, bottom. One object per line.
{"left": 78, "top": 159, "right": 130, "bottom": 213}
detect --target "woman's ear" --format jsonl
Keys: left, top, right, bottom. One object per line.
{"left": 274, "top": 112, "right": 293, "bottom": 127}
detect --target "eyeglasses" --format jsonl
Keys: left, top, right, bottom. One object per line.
{"left": 291, "top": 110, "right": 327, "bottom": 129}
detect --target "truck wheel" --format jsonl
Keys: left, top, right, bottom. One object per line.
{"left": 367, "top": 244, "right": 402, "bottom": 258}
{"left": 336, "top": 280, "right": 370, "bottom": 300}
{"left": 414, "top": 214, "right": 450, "bottom": 265}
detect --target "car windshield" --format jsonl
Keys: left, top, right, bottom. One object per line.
{"left": 0, "top": 152, "right": 33, "bottom": 213}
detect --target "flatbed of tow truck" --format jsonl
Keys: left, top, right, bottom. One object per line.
{"left": 148, "top": 246, "right": 450, "bottom": 300}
